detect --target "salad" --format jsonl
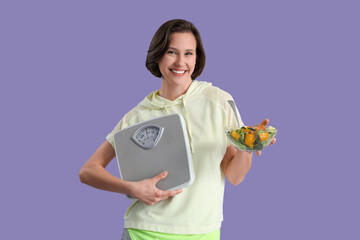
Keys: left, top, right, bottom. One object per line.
{"left": 225, "top": 125, "right": 277, "bottom": 151}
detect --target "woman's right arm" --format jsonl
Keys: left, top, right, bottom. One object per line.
{"left": 79, "top": 140, "right": 133, "bottom": 195}
{"left": 79, "top": 140, "right": 182, "bottom": 205}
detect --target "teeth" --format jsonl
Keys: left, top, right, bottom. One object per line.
{"left": 171, "top": 69, "right": 185, "bottom": 74}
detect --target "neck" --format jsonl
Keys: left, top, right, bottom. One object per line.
{"left": 158, "top": 79, "right": 193, "bottom": 101}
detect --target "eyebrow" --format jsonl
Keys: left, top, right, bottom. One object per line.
{"left": 168, "top": 47, "right": 195, "bottom": 52}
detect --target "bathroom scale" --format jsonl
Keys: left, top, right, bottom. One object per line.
{"left": 113, "top": 113, "right": 195, "bottom": 192}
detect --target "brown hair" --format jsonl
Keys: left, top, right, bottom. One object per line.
{"left": 146, "top": 19, "right": 206, "bottom": 80}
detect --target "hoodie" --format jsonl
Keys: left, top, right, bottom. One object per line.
{"left": 106, "top": 80, "right": 243, "bottom": 234}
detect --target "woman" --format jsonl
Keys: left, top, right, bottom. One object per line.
{"left": 79, "top": 19, "right": 275, "bottom": 240}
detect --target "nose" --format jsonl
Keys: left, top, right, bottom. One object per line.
{"left": 174, "top": 55, "right": 185, "bottom": 67}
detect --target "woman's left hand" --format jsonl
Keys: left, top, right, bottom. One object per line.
{"left": 253, "top": 119, "right": 276, "bottom": 156}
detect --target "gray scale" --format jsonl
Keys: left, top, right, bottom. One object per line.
{"left": 113, "top": 113, "right": 195, "bottom": 192}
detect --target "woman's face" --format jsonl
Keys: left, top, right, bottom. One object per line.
{"left": 158, "top": 32, "right": 197, "bottom": 87}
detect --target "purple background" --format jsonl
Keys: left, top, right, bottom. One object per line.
{"left": 1, "top": 0, "right": 359, "bottom": 239}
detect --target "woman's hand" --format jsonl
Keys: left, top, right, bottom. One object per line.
{"left": 129, "top": 171, "right": 183, "bottom": 205}
{"left": 253, "top": 119, "right": 277, "bottom": 156}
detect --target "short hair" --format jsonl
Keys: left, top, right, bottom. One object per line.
{"left": 146, "top": 19, "right": 206, "bottom": 80}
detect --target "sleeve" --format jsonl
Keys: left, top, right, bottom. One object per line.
{"left": 105, "top": 117, "right": 127, "bottom": 149}
{"left": 224, "top": 94, "right": 245, "bottom": 147}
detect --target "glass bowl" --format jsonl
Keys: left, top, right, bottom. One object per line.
{"left": 225, "top": 125, "right": 277, "bottom": 151}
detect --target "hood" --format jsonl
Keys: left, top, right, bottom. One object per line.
{"left": 138, "top": 80, "right": 212, "bottom": 153}
{"left": 138, "top": 80, "right": 212, "bottom": 110}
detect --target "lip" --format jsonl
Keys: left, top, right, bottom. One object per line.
{"left": 171, "top": 68, "right": 186, "bottom": 71}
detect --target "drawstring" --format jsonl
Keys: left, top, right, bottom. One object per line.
{"left": 158, "top": 94, "right": 195, "bottom": 153}
{"left": 182, "top": 98, "right": 195, "bottom": 153}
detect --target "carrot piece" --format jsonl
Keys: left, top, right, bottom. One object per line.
{"left": 259, "top": 132, "right": 269, "bottom": 141}
{"left": 231, "top": 130, "right": 241, "bottom": 141}
{"left": 245, "top": 133, "right": 256, "bottom": 147}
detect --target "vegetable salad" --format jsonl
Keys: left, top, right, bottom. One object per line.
{"left": 226, "top": 125, "right": 277, "bottom": 151}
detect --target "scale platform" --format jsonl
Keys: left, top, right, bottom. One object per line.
{"left": 113, "top": 113, "right": 195, "bottom": 191}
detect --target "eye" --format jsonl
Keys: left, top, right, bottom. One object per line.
{"left": 167, "top": 51, "right": 175, "bottom": 54}
{"left": 185, "top": 52, "right": 193, "bottom": 56}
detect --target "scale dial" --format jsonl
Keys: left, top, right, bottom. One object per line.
{"left": 131, "top": 124, "right": 164, "bottom": 149}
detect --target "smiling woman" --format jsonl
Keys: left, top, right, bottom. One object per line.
{"left": 79, "top": 18, "right": 275, "bottom": 240}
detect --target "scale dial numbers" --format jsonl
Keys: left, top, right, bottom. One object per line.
{"left": 131, "top": 125, "right": 164, "bottom": 149}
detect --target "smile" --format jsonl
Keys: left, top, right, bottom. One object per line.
{"left": 171, "top": 69, "right": 186, "bottom": 74}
